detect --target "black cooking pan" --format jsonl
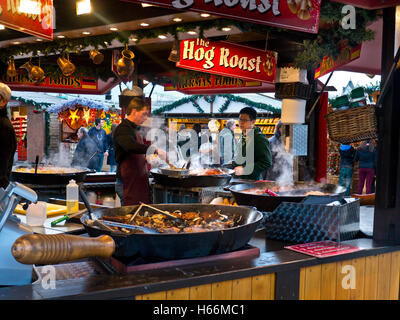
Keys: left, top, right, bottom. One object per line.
{"left": 150, "top": 168, "right": 234, "bottom": 188}
{"left": 229, "top": 181, "right": 346, "bottom": 212}
{"left": 11, "top": 165, "right": 94, "bottom": 185}
{"left": 80, "top": 204, "right": 262, "bottom": 260}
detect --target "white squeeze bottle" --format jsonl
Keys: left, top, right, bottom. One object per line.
{"left": 26, "top": 201, "right": 47, "bottom": 226}
{"left": 66, "top": 179, "right": 79, "bottom": 214}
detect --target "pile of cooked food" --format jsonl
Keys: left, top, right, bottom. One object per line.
{"left": 241, "top": 185, "right": 329, "bottom": 196}
{"left": 14, "top": 167, "right": 82, "bottom": 174}
{"left": 99, "top": 210, "right": 240, "bottom": 234}
{"left": 189, "top": 168, "right": 227, "bottom": 176}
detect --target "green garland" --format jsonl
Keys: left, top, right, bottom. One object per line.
{"left": 11, "top": 96, "right": 53, "bottom": 108}
{"left": 153, "top": 94, "right": 280, "bottom": 115}
{"left": 295, "top": 2, "right": 379, "bottom": 69}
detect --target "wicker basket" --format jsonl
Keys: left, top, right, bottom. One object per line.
{"left": 325, "top": 105, "right": 377, "bottom": 144}
{"left": 275, "top": 82, "right": 313, "bottom": 100}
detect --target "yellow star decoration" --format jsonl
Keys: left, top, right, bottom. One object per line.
{"left": 83, "top": 108, "right": 91, "bottom": 124}
{"left": 69, "top": 109, "right": 80, "bottom": 125}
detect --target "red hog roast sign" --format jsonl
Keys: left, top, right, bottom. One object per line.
{"left": 176, "top": 39, "right": 278, "bottom": 83}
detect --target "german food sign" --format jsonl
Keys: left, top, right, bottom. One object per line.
{"left": 164, "top": 74, "right": 261, "bottom": 92}
{"left": 122, "top": 0, "right": 321, "bottom": 34}
{"left": 2, "top": 71, "right": 99, "bottom": 93}
{"left": 0, "top": 0, "right": 54, "bottom": 40}
{"left": 176, "top": 39, "right": 277, "bottom": 83}
{"left": 314, "top": 44, "right": 362, "bottom": 79}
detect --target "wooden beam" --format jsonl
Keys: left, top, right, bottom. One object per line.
{"left": 374, "top": 7, "right": 400, "bottom": 241}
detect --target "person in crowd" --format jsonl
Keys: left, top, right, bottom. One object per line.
{"left": 355, "top": 140, "right": 377, "bottom": 194}
{"left": 263, "top": 120, "right": 283, "bottom": 180}
{"left": 71, "top": 127, "right": 98, "bottom": 170}
{"left": 107, "top": 123, "right": 118, "bottom": 172}
{"left": 338, "top": 144, "right": 356, "bottom": 196}
{"left": 219, "top": 119, "right": 236, "bottom": 165}
{"left": 233, "top": 107, "right": 272, "bottom": 180}
{"left": 113, "top": 97, "right": 167, "bottom": 205}
{"left": 177, "top": 124, "right": 190, "bottom": 148}
{"left": 0, "top": 83, "right": 16, "bottom": 189}
{"left": 88, "top": 118, "right": 109, "bottom": 172}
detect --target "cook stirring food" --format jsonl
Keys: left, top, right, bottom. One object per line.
{"left": 113, "top": 97, "right": 167, "bottom": 206}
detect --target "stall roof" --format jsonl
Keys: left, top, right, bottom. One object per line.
{"left": 9, "top": 91, "right": 71, "bottom": 107}
{"left": 47, "top": 97, "right": 117, "bottom": 113}
{"left": 155, "top": 93, "right": 281, "bottom": 115}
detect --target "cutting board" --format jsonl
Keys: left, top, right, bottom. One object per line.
{"left": 15, "top": 203, "right": 67, "bottom": 217}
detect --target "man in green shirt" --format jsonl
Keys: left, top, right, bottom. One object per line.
{"left": 233, "top": 107, "right": 272, "bottom": 180}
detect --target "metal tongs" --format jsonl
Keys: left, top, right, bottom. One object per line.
{"left": 135, "top": 202, "right": 184, "bottom": 224}
{"left": 97, "top": 219, "right": 160, "bottom": 234}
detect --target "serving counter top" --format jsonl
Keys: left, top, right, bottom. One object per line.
{"left": 1, "top": 206, "right": 399, "bottom": 300}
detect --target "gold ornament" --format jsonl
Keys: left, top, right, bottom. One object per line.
{"left": 20, "top": 58, "right": 45, "bottom": 83}
{"left": 116, "top": 45, "right": 135, "bottom": 78}
{"left": 57, "top": 53, "right": 76, "bottom": 77}
{"left": 168, "top": 39, "right": 180, "bottom": 63}
{"left": 7, "top": 57, "right": 17, "bottom": 78}
{"left": 89, "top": 49, "right": 104, "bottom": 65}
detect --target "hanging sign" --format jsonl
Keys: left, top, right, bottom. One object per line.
{"left": 2, "top": 71, "right": 99, "bottom": 93}
{"left": 176, "top": 39, "right": 278, "bottom": 83}
{"left": 164, "top": 74, "right": 261, "bottom": 92}
{"left": 314, "top": 44, "right": 362, "bottom": 79}
{"left": 0, "top": 0, "right": 54, "bottom": 40}
{"left": 121, "top": 0, "right": 321, "bottom": 34}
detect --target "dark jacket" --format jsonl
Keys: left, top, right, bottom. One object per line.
{"left": 355, "top": 147, "right": 377, "bottom": 169}
{"left": 113, "top": 118, "right": 150, "bottom": 179}
{"left": 233, "top": 126, "right": 272, "bottom": 180}
{"left": 339, "top": 146, "right": 356, "bottom": 168}
{"left": 0, "top": 107, "right": 17, "bottom": 189}
{"left": 71, "top": 135, "right": 98, "bottom": 170}
{"left": 106, "top": 133, "right": 117, "bottom": 166}
{"left": 88, "top": 126, "right": 109, "bottom": 153}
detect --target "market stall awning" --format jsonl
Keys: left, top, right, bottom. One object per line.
{"left": 9, "top": 92, "right": 70, "bottom": 108}
{"left": 47, "top": 97, "right": 116, "bottom": 113}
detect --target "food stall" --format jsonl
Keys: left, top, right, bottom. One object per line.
{"left": 0, "top": 0, "right": 400, "bottom": 303}
{"left": 150, "top": 93, "right": 281, "bottom": 204}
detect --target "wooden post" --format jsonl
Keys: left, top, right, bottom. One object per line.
{"left": 374, "top": 7, "right": 400, "bottom": 241}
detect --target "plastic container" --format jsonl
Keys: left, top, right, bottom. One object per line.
{"left": 26, "top": 201, "right": 47, "bottom": 226}
{"left": 66, "top": 179, "right": 79, "bottom": 214}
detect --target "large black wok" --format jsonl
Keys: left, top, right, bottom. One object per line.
{"left": 81, "top": 204, "right": 262, "bottom": 260}
{"left": 150, "top": 168, "right": 234, "bottom": 188}
{"left": 229, "top": 181, "right": 346, "bottom": 212}
{"left": 11, "top": 166, "right": 93, "bottom": 185}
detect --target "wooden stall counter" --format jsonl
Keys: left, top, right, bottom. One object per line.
{"left": 0, "top": 230, "right": 399, "bottom": 300}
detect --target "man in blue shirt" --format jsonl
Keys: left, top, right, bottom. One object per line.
{"left": 88, "top": 118, "right": 109, "bottom": 172}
